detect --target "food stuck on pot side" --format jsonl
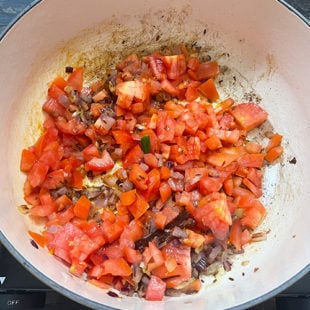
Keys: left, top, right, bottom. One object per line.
{"left": 19, "top": 43, "right": 284, "bottom": 301}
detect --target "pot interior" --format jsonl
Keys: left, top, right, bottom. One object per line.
{"left": 0, "top": 0, "right": 309, "bottom": 309}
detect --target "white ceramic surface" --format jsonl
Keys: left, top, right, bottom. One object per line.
{"left": 0, "top": 0, "right": 309, "bottom": 309}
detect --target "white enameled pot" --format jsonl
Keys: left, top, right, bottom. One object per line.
{"left": 0, "top": 0, "right": 309, "bottom": 309}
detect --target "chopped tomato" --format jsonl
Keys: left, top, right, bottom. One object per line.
{"left": 85, "top": 150, "right": 115, "bottom": 172}
{"left": 20, "top": 149, "right": 36, "bottom": 172}
{"left": 231, "top": 102, "right": 268, "bottom": 131}
{"left": 67, "top": 67, "right": 84, "bottom": 92}
{"left": 145, "top": 275, "right": 166, "bottom": 301}
{"left": 20, "top": 48, "right": 283, "bottom": 300}
{"left": 162, "top": 54, "right": 187, "bottom": 80}
{"left": 198, "top": 78, "right": 219, "bottom": 101}
{"left": 189, "top": 60, "right": 220, "bottom": 81}
{"left": 73, "top": 195, "right": 92, "bottom": 220}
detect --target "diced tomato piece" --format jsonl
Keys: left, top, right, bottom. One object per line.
{"left": 198, "top": 78, "right": 219, "bottom": 101}
{"left": 194, "top": 194, "right": 232, "bottom": 240}
{"left": 156, "top": 111, "right": 176, "bottom": 142}
{"left": 245, "top": 142, "right": 263, "bottom": 154}
{"left": 28, "top": 231, "right": 47, "bottom": 248}
{"left": 199, "top": 175, "right": 223, "bottom": 195}
{"left": 112, "top": 130, "right": 136, "bottom": 154}
{"left": 82, "top": 144, "right": 100, "bottom": 161}
{"left": 116, "top": 53, "right": 139, "bottom": 72}
{"left": 159, "top": 182, "right": 172, "bottom": 203}
{"left": 85, "top": 150, "right": 115, "bottom": 172}
{"left": 145, "top": 275, "right": 166, "bottom": 301}
{"left": 27, "top": 161, "right": 49, "bottom": 188}
{"left": 266, "top": 133, "right": 282, "bottom": 152}
{"left": 144, "top": 153, "right": 158, "bottom": 168}
{"left": 120, "top": 189, "right": 137, "bottom": 206}
{"left": 205, "top": 134, "right": 222, "bottom": 150}
{"left": 238, "top": 196, "right": 266, "bottom": 229}
{"left": 103, "top": 258, "right": 132, "bottom": 277}
{"left": 162, "top": 54, "right": 187, "bottom": 80}
{"left": 231, "top": 102, "right": 268, "bottom": 131}
{"left": 55, "top": 117, "right": 87, "bottom": 135}
{"left": 265, "top": 146, "right": 283, "bottom": 162}
{"left": 43, "top": 98, "right": 66, "bottom": 117}
{"left": 20, "top": 149, "right": 36, "bottom": 172}
{"left": 187, "top": 56, "right": 199, "bottom": 71}
{"left": 185, "top": 85, "right": 199, "bottom": 101}
{"left": 67, "top": 67, "right": 84, "bottom": 92}
{"left": 237, "top": 153, "right": 265, "bottom": 168}
{"left": 152, "top": 242, "right": 191, "bottom": 288}
{"left": 128, "top": 164, "right": 148, "bottom": 190}
{"left": 189, "top": 60, "right": 220, "bottom": 81}
{"left": 161, "top": 78, "right": 180, "bottom": 97}
{"left": 175, "top": 136, "right": 201, "bottom": 164}
{"left": 101, "top": 221, "right": 125, "bottom": 244}
{"left": 124, "top": 246, "right": 142, "bottom": 264}
{"left": 127, "top": 194, "right": 149, "bottom": 219}
{"left": 42, "top": 169, "right": 65, "bottom": 189}
{"left": 182, "top": 229, "right": 205, "bottom": 248}
{"left": 73, "top": 195, "right": 92, "bottom": 220}
{"left": 229, "top": 219, "right": 242, "bottom": 251}
{"left": 123, "top": 144, "right": 144, "bottom": 168}
{"left": 148, "top": 53, "right": 167, "bottom": 81}
{"left": 159, "top": 166, "right": 171, "bottom": 180}
{"left": 116, "top": 80, "right": 149, "bottom": 109}
{"left": 50, "top": 76, "right": 67, "bottom": 90}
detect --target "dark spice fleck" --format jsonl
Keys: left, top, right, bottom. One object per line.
{"left": 65, "top": 66, "right": 74, "bottom": 73}
{"left": 289, "top": 157, "right": 297, "bottom": 164}
{"left": 107, "top": 291, "right": 119, "bottom": 298}
{"left": 30, "top": 240, "right": 39, "bottom": 249}
{"left": 242, "top": 272, "right": 245, "bottom": 276}
{"left": 292, "top": 234, "right": 296, "bottom": 238}
{"left": 156, "top": 34, "right": 160, "bottom": 41}
{"left": 228, "top": 277, "right": 234, "bottom": 281}
{"left": 254, "top": 267, "right": 259, "bottom": 273}
{"left": 203, "top": 29, "right": 207, "bottom": 35}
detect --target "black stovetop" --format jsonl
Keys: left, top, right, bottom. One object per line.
{"left": 0, "top": 1, "right": 309, "bottom": 309}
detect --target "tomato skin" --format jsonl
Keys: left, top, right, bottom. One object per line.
{"left": 85, "top": 150, "right": 115, "bottom": 172}
{"left": 198, "top": 78, "right": 219, "bottom": 101}
{"left": 55, "top": 117, "right": 87, "bottom": 135}
{"left": 123, "top": 144, "right": 144, "bottom": 168}
{"left": 148, "top": 53, "right": 167, "bottom": 81}
{"left": 27, "top": 161, "right": 49, "bottom": 188}
{"left": 194, "top": 194, "right": 232, "bottom": 240}
{"left": 43, "top": 98, "right": 66, "bottom": 117}
{"left": 156, "top": 111, "right": 176, "bottom": 142}
{"left": 231, "top": 102, "right": 268, "bottom": 131}
{"left": 162, "top": 54, "right": 187, "bottom": 80}
{"left": 67, "top": 67, "right": 84, "bottom": 92}
{"left": 189, "top": 60, "right": 220, "bottom": 81}
{"left": 112, "top": 130, "right": 136, "bottom": 154}
{"left": 128, "top": 164, "right": 148, "bottom": 190}
{"left": 145, "top": 275, "right": 166, "bottom": 301}
{"left": 73, "top": 195, "right": 92, "bottom": 220}
{"left": 20, "top": 149, "right": 36, "bottom": 172}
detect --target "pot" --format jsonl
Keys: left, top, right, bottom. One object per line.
{"left": 0, "top": 0, "right": 309, "bottom": 309}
